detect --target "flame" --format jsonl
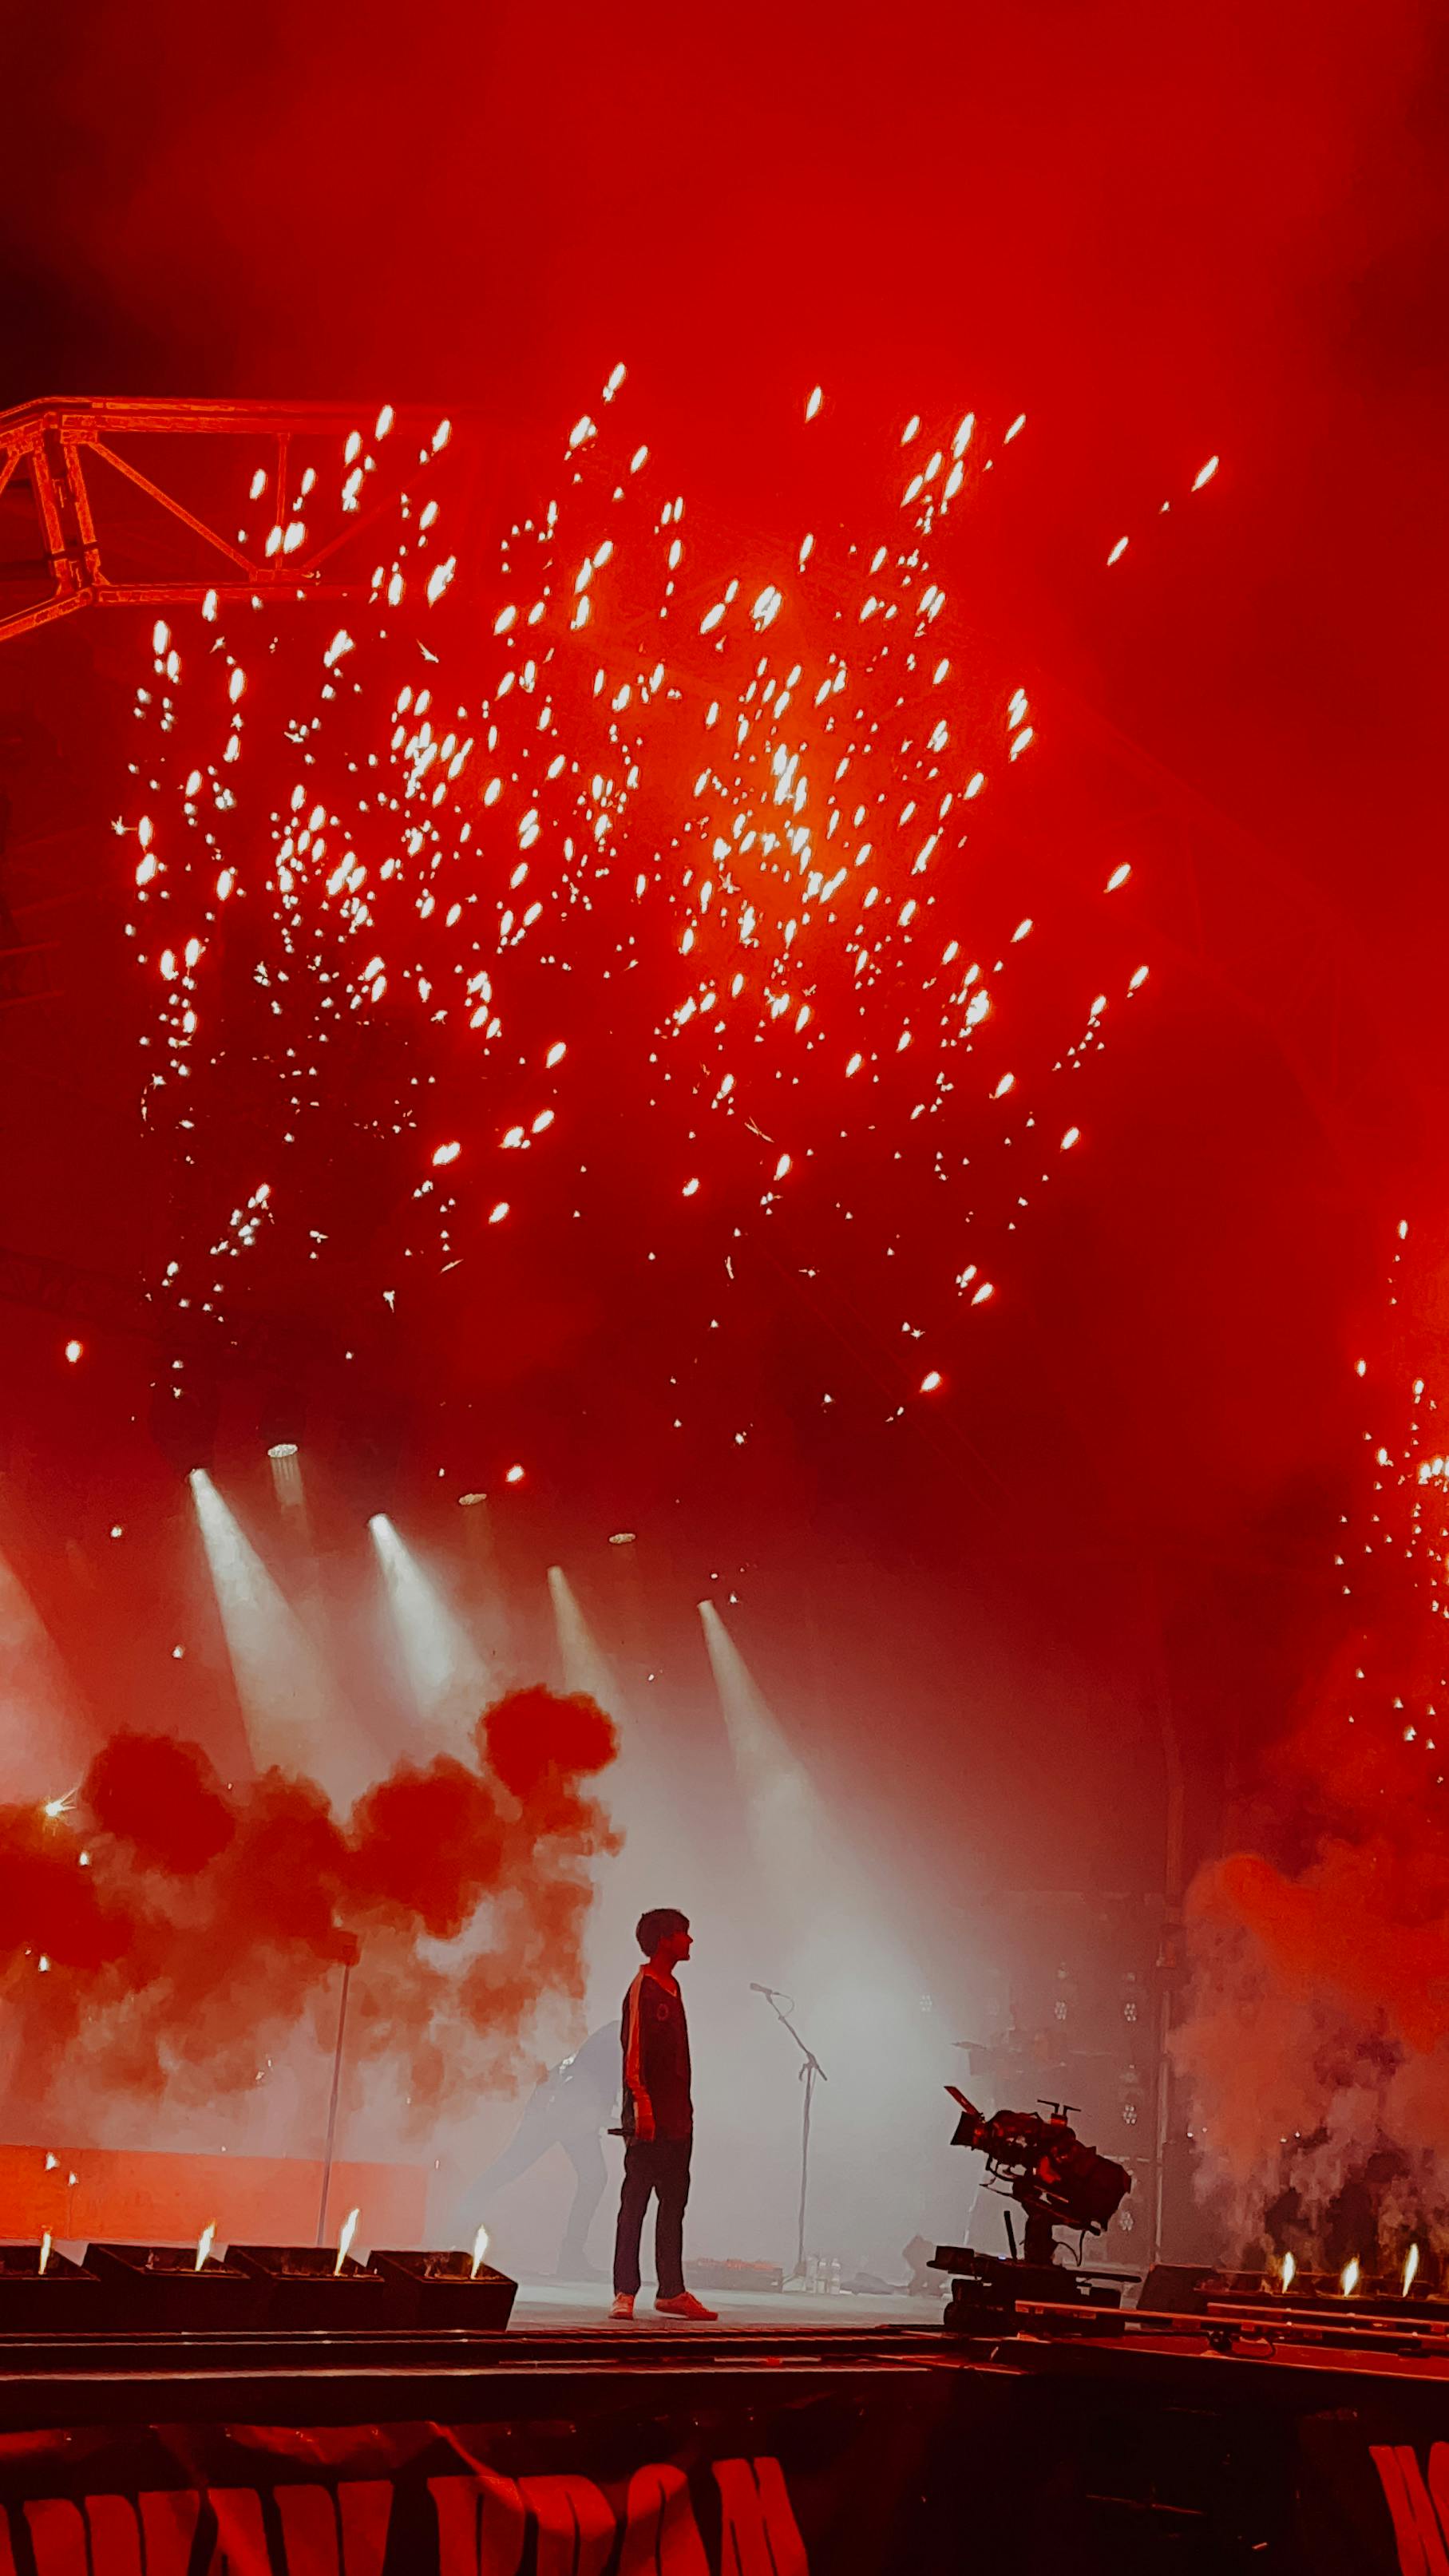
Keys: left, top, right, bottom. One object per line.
{"left": 1404, "top": 2244, "right": 1420, "bottom": 2297}
{"left": 1280, "top": 2250, "right": 1296, "bottom": 2294}
{"left": 196, "top": 2222, "right": 216, "bottom": 2273}
{"left": 38, "top": 2232, "right": 51, "bottom": 2277}
{"left": 1340, "top": 2257, "right": 1361, "bottom": 2297}
{"left": 335, "top": 2206, "right": 359, "bottom": 2275}
{"left": 470, "top": 2223, "right": 489, "bottom": 2280}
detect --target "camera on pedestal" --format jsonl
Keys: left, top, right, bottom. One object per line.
{"left": 932, "top": 2085, "right": 1134, "bottom": 2332}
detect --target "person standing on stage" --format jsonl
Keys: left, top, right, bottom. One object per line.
{"left": 609, "top": 1906, "right": 717, "bottom": 2321}
{"left": 469, "top": 2024, "right": 618, "bottom": 2278}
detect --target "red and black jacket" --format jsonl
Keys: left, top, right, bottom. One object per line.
{"left": 620, "top": 1969, "right": 692, "bottom": 2141}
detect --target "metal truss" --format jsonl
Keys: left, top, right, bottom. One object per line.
{"left": 0, "top": 397, "right": 403, "bottom": 645}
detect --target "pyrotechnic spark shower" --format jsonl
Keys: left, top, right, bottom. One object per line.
{"left": 122, "top": 374, "right": 1215, "bottom": 1449}
{"left": 1328, "top": 1217, "right": 1449, "bottom": 1789}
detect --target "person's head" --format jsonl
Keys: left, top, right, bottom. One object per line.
{"left": 636, "top": 1906, "right": 691, "bottom": 1969}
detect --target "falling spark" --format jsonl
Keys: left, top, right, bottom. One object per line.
{"left": 1340, "top": 2257, "right": 1360, "bottom": 2297}
{"left": 196, "top": 2221, "right": 216, "bottom": 2272}
{"left": 126, "top": 374, "right": 1189, "bottom": 1448}
{"left": 1404, "top": 2243, "right": 1420, "bottom": 2297}
{"left": 38, "top": 2233, "right": 50, "bottom": 2277}
{"left": 470, "top": 2222, "right": 489, "bottom": 2278}
{"left": 335, "top": 2206, "right": 360, "bottom": 2274}
{"left": 1279, "top": 2250, "right": 1296, "bottom": 2295}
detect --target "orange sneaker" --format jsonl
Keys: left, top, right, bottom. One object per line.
{"left": 654, "top": 2290, "right": 718, "bottom": 2321}
{"left": 608, "top": 2293, "right": 636, "bottom": 2320}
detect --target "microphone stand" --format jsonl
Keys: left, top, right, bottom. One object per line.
{"left": 755, "top": 1988, "right": 828, "bottom": 2285}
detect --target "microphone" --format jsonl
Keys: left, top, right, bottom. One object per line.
{"left": 750, "top": 1982, "right": 785, "bottom": 1997}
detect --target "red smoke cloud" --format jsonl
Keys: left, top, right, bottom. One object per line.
{"left": 1174, "top": 1688, "right": 1449, "bottom": 2260}
{"left": 0, "top": 1687, "right": 617, "bottom": 2126}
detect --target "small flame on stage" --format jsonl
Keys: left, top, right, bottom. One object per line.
{"left": 470, "top": 2224, "right": 489, "bottom": 2280}
{"left": 1404, "top": 2244, "right": 1420, "bottom": 2297}
{"left": 1279, "top": 2251, "right": 1295, "bottom": 2294}
{"left": 196, "top": 2222, "right": 216, "bottom": 2273}
{"left": 335, "top": 2207, "right": 360, "bottom": 2276}
{"left": 1340, "top": 2257, "right": 1360, "bottom": 2297}
{"left": 38, "top": 2233, "right": 51, "bottom": 2277}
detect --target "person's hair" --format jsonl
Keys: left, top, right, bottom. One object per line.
{"left": 636, "top": 1906, "right": 689, "bottom": 1956}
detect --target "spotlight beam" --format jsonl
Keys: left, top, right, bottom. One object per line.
{"left": 548, "top": 1566, "right": 624, "bottom": 1713}
{"left": 699, "top": 1599, "right": 823, "bottom": 1874}
{"left": 190, "top": 1470, "right": 343, "bottom": 1786}
{"left": 370, "top": 1515, "right": 487, "bottom": 1739}
{"left": 0, "top": 1549, "right": 89, "bottom": 1800}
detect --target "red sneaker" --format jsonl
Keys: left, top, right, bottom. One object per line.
{"left": 608, "top": 2293, "right": 636, "bottom": 2320}
{"left": 654, "top": 2291, "right": 718, "bottom": 2321}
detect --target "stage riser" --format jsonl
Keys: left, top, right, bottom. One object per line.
{"left": 0, "top": 2332, "right": 1439, "bottom": 2570}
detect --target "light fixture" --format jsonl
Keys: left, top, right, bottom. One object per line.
{"left": 609, "top": 1531, "right": 636, "bottom": 1545}
{"left": 267, "top": 1441, "right": 299, "bottom": 1461}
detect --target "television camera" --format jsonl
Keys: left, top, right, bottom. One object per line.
{"left": 933, "top": 2087, "right": 1134, "bottom": 2329}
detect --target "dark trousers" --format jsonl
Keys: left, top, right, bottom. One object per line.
{"left": 613, "top": 2136, "right": 691, "bottom": 2298}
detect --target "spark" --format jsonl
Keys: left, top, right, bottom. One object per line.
{"left": 1404, "top": 2243, "right": 1420, "bottom": 2297}
{"left": 196, "top": 2221, "right": 216, "bottom": 2272}
{"left": 470, "top": 2222, "right": 489, "bottom": 2278}
{"left": 1340, "top": 2257, "right": 1360, "bottom": 2297}
{"left": 1279, "top": 2250, "right": 1295, "bottom": 2293}
{"left": 125, "top": 374, "right": 1189, "bottom": 1446}
{"left": 38, "top": 2234, "right": 51, "bottom": 2275}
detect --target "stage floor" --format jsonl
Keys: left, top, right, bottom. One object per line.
{"left": 509, "top": 2274, "right": 928, "bottom": 2329}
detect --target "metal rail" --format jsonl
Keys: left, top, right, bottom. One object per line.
{"left": 0, "top": 398, "right": 409, "bottom": 644}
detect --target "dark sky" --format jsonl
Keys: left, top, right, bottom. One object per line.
{"left": 1, "top": 0, "right": 1447, "bottom": 1909}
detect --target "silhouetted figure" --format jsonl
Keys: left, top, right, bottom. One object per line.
{"left": 474, "top": 2024, "right": 617, "bottom": 2278}
{"left": 609, "top": 1907, "right": 715, "bottom": 2321}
